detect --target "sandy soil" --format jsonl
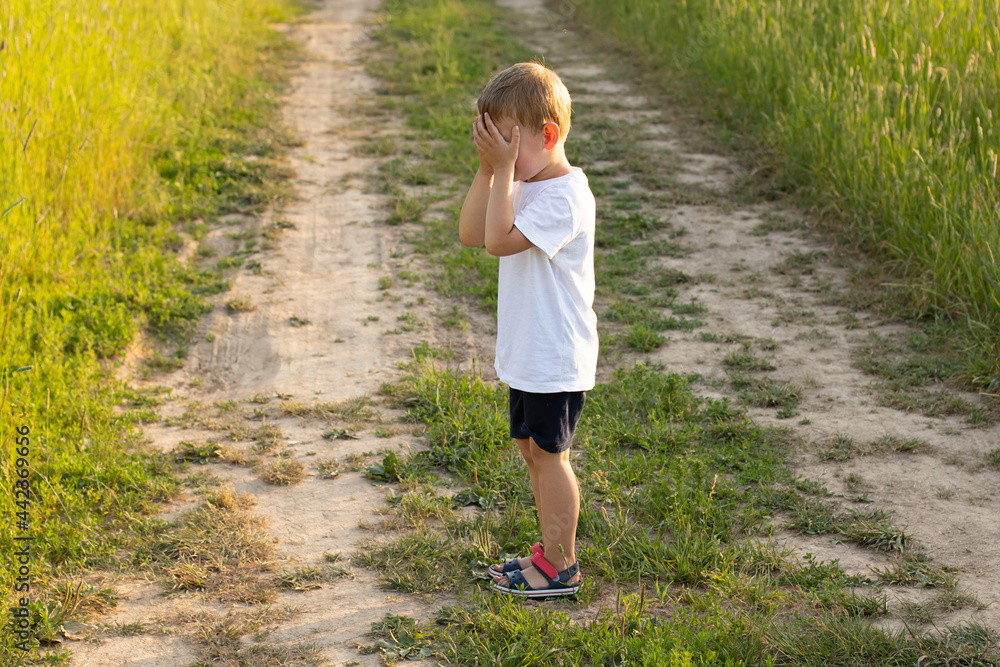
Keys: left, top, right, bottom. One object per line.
{"left": 66, "top": 0, "right": 999, "bottom": 663}
{"left": 70, "top": 1, "right": 460, "bottom": 664}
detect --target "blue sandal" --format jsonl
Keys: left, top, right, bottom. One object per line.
{"left": 491, "top": 549, "right": 581, "bottom": 598}
{"left": 476, "top": 542, "right": 543, "bottom": 580}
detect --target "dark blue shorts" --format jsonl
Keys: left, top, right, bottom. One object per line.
{"left": 509, "top": 388, "right": 586, "bottom": 454}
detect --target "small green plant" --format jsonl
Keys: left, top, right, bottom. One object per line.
{"left": 365, "top": 452, "right": 402, "bottom": 482}
{"left": 624, "top": 323, "right": 667, "bottom": 352}
{"left": 729, "top": 373, "right": 801, "bottom": 408}
{"left": 438, "top": 304, "right": 466, "bottom": 330}
{"left": 354, "top": 136, "right": 397, "bottom": 156}
{"left": 322, "top": 428, "right": 358, "bottom": 440}
{"left": 672, "top": 299, "right": 708, "bottom": 315}
{"left": 173, "top": 441, "right": 222, "bottom": 464}
{"left": 985, "top": 448, "right": 1000, "bottom": 470}
{"left": 225, "top": 297, "right": 256, "bottom": 313}
{"left": 253, "top": 424, "right": 284, "bottom": 453}
{"left": 819, "top": 434, "right": 858, "bottom": 461}
{"left": 387, "top": 193, "right": 427, "bottom": 225}
{"left": 276, "top": 564, "right": 352, "bottom": 590}
{"left": 873, "top": 552, "right": 954, "bottom": 588}
{"left": 362, "top": 614, "right": 433, "bottom": 662}
{"left": 721, "top": 346, "right": 776, "bottom": 372}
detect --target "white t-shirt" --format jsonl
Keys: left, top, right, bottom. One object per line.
{"left": 495, "top": 167, "right": 598, "bottom": 393}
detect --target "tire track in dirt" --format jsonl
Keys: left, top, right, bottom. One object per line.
{"left": 505, "top": 0, "right": 1000, "bottom": 633}
{"left": 70, "top": 1, "right": 473, "bottom": 664}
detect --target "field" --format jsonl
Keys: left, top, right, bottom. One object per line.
{"left": 0, "top": 0, "right": 302, "bottom": 656}
{"left": 571, "top": 0, "right": 1000, "bottom": 391}
{"left": 2, "top": 0, "right": 999, "bottom": 664}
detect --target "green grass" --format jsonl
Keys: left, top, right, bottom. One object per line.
{"left": 361, "top": 1, "right": 999, "bottom": 664}
{"left": 362, "top": 346, "right": 997, "bottom": 665}
{"left": 855, "top": 329, "right": 997, "bottom": 422}
{"left": 571, "top": 0, "right": 1000, "bottom": 393}
{"left": 364, "top": 0, "right": 697, "bottom": 326}
{"left": 0, "top": 0, "right": 303, "bottom": 655}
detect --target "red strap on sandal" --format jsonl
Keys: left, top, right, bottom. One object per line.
{"left": 530, "top": 542, "right": 544, "bottom": 558}
{"left": 530, "top": 551, "right": 559, "bottom": 580}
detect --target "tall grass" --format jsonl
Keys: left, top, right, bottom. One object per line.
{"left": 572, "top": 0, "right": 1000, "bottom": 390}
{"left": 1, "top": 0, "right": 299, "bottom": 649}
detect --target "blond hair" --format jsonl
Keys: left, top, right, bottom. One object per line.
{"left": 477, "top": 62, "right": 572, "bottom": 137}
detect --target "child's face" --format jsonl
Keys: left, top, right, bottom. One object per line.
{"left": 491, "top": 116, "right": 560, "bottom": 182}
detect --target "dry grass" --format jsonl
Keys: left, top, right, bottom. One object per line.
{"left": 153, "top": 501, "right": 277, "bottom": 601}
{"left": 259, "top": 459, "right": 306, "bottom": 486}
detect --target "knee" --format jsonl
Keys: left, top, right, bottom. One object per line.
{"left": 516, "top": 438, "right": 535, "bottom": 466}
{"left": 528, "top": 439, "right": 570, "bottom": 467}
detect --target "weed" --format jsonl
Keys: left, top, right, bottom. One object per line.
{"left": 773, "top": 250, "right": 827, "bottom": 276}
{"left": 386, "top": 311, "right": 426, "bottom": 334}
{"left": 259, "top": 459, "right": 305, "bottom": 486}
{"left": 174, "top": 441, "right": 223, "bottom": 464}
{"left": 721, "top": 346, "right": 776, "bottom": 372}
{"left": 818, "top": 434, "right": 858, "bottom": 461}
{"left": 870, "top": 434, "right": 930, "bottom": 454}
{"left": 354, "top": 136, "right": 397, "bottom": 157}
{"left": 361, "top": 614, "right": 433, "bottom": 662}
{"left": 624, "top": 324, "right": 667, "bottom": 352}
{"left": 276, "top": 564, "right": 353, "bottom": 590}
{"left": 253, "top": 424, "right": 284, "bottom": 453}
{"left": 986, "top": 448, "right": 1000, "bottom": 470}
{"left": 316, "top": 454, "right": 370, "bottom": 479}
{"left": 438, "top": 304, "right": 466, "bottom": 330}
{"left": 178, "top": 608, "right": 322, "bottom": 667}
{"left": 281, "top": 395, "right": 381, "bottom": 423}
{"left": 387, "top": 193, "right": 427, "bottom": 225}
{"left": 843, "top": 473, "right": 864, "bottom": 490}
{"left": 932, "top": 587, "right": 984, "bottom": 611}
{"left": 322, "top": 428, "right": 358, "bottom": 440}
{"left": 365, "top": 452, "right": 402, "bottom": 483}
{"left": 873, "top": 552, "right": 954, "bottom": 588}
{"left": 700, "top": 332, "right": 752, "bottom": 344}
{"left": 143, "top": 502, "right": 276, "bottom": 601}
{"left": 226, "top": 297, "right": 256, "bottom": 313}
{"left": 729, "top": 373, "right": 801, "bottom": 408}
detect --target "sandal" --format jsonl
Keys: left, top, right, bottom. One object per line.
{"left": 491, "top": 550, "right": 581, "bottom": 599}
{"left": 475, "top": 542, "right": 543, "bottom": 580}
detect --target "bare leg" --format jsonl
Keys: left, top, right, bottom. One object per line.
{"left": 516, "top": 438, "right": 542, "bottom": 514}
{"left": 491, "top": 439, "right": 542, "bottom": 572}
{"left": 494, "top": 438, "right": 580, "bottom": 589}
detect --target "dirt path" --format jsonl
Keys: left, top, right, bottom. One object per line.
{"left": 502, "top": 0, "right": 1000, "bottom": 633}
{"left": 68, "top": 0, "right": 1000, "bottom": 663}
{"left": 71, "top": 1, "right": 468, "bottom": 664}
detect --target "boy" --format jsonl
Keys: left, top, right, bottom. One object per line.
{"left": 458, "top": 62, "right": 598, "bottom": 598}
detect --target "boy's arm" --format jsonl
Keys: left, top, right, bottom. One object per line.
{"left": 458, "top": 164, "right": 492, "bottom": 247}
{"left": 473, "top": 114, "right": 533, "bottom": 257}
{"left": 484, "top": 165, "right": 533, "bottom": 257}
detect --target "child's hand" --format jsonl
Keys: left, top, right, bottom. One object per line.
{"left": 473, "top": 113, "right": 519, "bottom": 174}
{"left": 472, "top": 115, "right": 494, "bottom": 175}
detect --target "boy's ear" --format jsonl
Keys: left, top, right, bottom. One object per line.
{"left": 542, "top": 122, "right": 561, "bottom": 150}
